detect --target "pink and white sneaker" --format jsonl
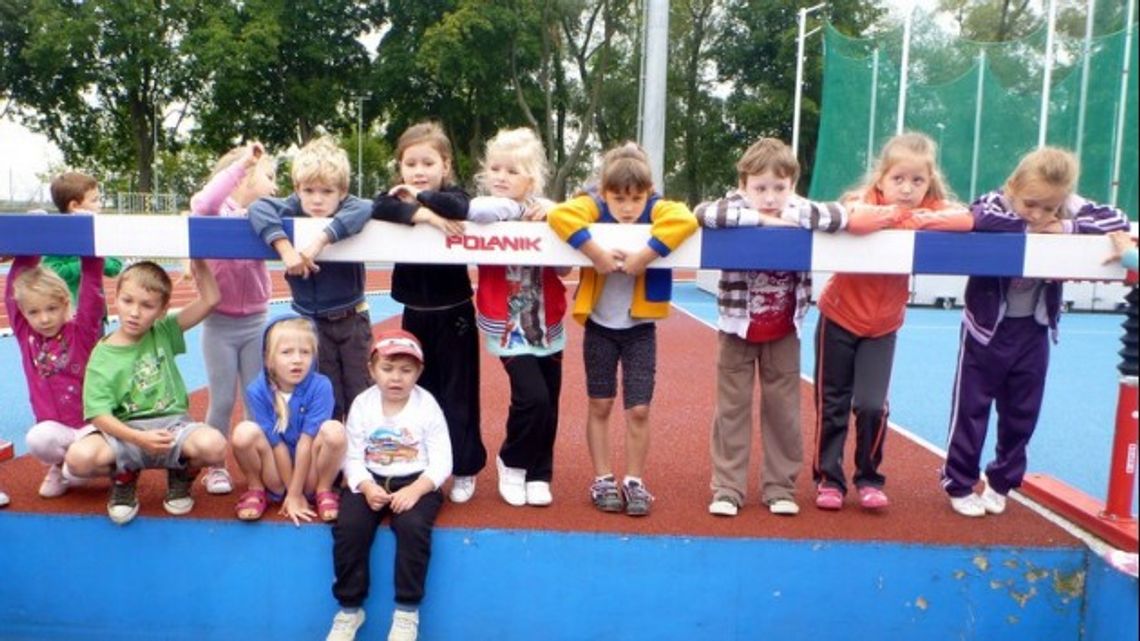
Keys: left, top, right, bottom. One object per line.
{"left": 202, "top": 466, "right": 233, "bottom": 495}
{"left": 858, "top": 486, "right": 890, "bottom": 510}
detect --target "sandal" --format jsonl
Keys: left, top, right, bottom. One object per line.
{"left": 315, "top": 490, "right": 340, "bottom": 522}
{"left": 235, "top": 489, "right": 268, "bottom": 521}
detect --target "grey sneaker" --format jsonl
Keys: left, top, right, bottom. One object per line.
{"left": 163, "top": 467, "right": 197, "bottom": 515}
{"left": 589, "top": 476, "right": 623, "bottom": 513}
{"left": 622, "top": 479, "right": 654, "bottom": 517}
{"left": 107, "top": 471, "right": 140, "bottom": 525}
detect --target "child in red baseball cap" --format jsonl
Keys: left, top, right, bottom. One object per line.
{"left": 326, "top": 328, "right": 452, "bottom": 641}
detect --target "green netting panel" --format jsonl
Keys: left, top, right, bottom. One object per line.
{"left": 811, "top": 16, "right": 1138, "bottom": 221}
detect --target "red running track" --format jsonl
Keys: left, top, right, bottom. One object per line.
{"left": 0, "top": 268, "right": 1079, "bottom": 548}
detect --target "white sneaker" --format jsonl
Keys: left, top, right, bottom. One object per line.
{"left": 388, "top": 609, "right": 419, "bottom": 641}
{"left": 0, "top": 489, "right": 9, "bottom": 507}
{"left": 980, "top": 484, "right": 1007, "bottom": 514}
{"left": 768, "top": 498, "right": 801, "bottom": 516}
{"left": 496, "top": 457, "right": 527, "bottom": 506}
{"left": 326, "top": 609, "right": 365, "bottom": 641}
{"left": 708, "top": 497, "right": 739, "bottom": 517}
{"left": 38, "top": 464, "right": 69, "bottom": 498}
{"left": 949, "top": 493, "right": 986, "bottom": 517}
{"left": 525, "top": 481, "right": 553, "bottom": 506}
{"left": 449, "top": 475, "right": 476, "bottom": 503}
{"left": 202, "top": 466, "right": 233, "bottom": 495}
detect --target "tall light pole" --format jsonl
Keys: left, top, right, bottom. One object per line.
{"left": 353, "top": 95, "right": 370, "bottom": 196}
{"left": 638, "top": 0, "right": 668, "bottom": 188}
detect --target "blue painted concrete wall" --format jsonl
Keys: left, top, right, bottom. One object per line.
{"left": 2, "top": 513, "right": 1132, "bottom": 641}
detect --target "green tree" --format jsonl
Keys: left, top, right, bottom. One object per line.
{"left": 714, "top": 0, "right": 884, "bottom": 192}
{"left": 185, "top": 0, "right": 385, "bottom": 150}
{"left": 369, "top": 0, "right": 631, "bottom": 198}
{"left": 1, "top": 0, "right": 205, "bottom": 192}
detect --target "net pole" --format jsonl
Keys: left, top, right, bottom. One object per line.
{"left": 1111, "top": 0, "right": 1137, "bottom": 206}
{"left": 970, "top": 49, "right": 986, "bottom": 201}
{"left": 1075, "top": 0, "right": 1096, "bottom": 159}
{"left": 1039, "top": 0, "right": 1058, "bottom": 148}
{"left": 868, "top": 47, "right": 880, "bottom": 172}
{"left": 896, "top": 5, "right": 914, "bottom": 135}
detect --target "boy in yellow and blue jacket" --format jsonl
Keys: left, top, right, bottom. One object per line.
{"left": 548, "top": 142, "right": 697, "bottom": 517}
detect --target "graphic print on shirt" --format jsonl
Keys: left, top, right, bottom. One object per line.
{"left": 746, "top": 271, "right": 797, "bottom": 324}
{"left": 123, "top": 349, "right": 178, "bottom": 415}
{"left": 501, "top": 266, "right": 546, "bottom": 349}
{"left": 30, "top": 333, "right": 71, "bottom": 379}
{"left": 364, "top": 426, "right": 421, "bottom": 465}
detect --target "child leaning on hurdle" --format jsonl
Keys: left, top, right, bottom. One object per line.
{"left": 697, "top": 137, "right": 898, "bottom": 519}
{"left": 548, "top": 141, "right": 698, "bottom": 518}
{"left": 941, "top": 147, "right": 1130, "bottom": 518}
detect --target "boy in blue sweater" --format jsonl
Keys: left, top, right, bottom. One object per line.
{"left": 249, "top": 137, "right": 373, "bottom": 420}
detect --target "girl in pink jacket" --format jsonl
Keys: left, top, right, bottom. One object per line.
{"left": 190, "top": 142, "right": 278, "bottom": 494}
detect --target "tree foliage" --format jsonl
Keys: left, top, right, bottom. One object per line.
{"left": 3, "top": 0, "right": 903, "bottom": 204}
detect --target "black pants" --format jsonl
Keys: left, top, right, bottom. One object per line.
{"left": 316, "top": 312, "right": 374, "bottom": 421}
{"left": 812, "top": 316, "right": 896, "bottom": 494}
{"left": 402, "top": 301, "right": 485, "bottom": 476}
{"left": 331, "top": 475, "right": 444, "bottom": 608}
{"left": 499, "top": 353, "right": 563, "bottom": 482}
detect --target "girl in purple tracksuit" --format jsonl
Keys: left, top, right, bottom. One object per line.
{"left": 942, "top": 147, "right": 1130, "bottom": 518}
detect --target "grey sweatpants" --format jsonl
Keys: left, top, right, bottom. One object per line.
{"left": 201, "top": 311, "right": 267, "bottom": 435}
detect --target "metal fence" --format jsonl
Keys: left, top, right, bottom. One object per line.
{"left": 111, "top": 192, "right": 181, "bottom": 215}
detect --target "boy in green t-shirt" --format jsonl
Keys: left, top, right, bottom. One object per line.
{"left": 43, "top": 171, "right": 123, "bottom": 328}
{"left": 64, "top": 259, "right": 226, "bottom": 525}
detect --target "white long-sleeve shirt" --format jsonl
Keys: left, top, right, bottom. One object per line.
{"left": 343, "top": 386, "right": 453, "bottom": 492}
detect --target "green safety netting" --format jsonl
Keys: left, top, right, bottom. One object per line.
{"left": 810, "top": 9, "right": 1138, "bottom": 221}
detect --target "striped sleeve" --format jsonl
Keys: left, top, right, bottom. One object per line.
{"left": 970, "top": 191, "right": 1026, "bottom": 232}
{"left": 1065, "top": 194, "right": 1130, "bottom": 235}
{"left": 786, "top": 197, "right": 847, "bottom": 232}
{"left": 696, "top": 192, "right": 760, "bottom": 228}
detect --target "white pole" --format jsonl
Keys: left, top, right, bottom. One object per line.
{"left": 636, "top": 0, "right": 648, "bottom": 144}
{"left": 793, "top": 4, "right": 827, "bottom": 158}
{"left": 793, "top": 8, "right": 808, "bottom": 157}
{"left": 1038, "top": 0, "right": 1058, "bottom": 148}
{"left": 640, "top": 0, "right": 669, "bottom": 188}
{"left": 970, "top": 49, "right": 986, "bottom": 201}
{"left": 1075, "top": 0, "right": 1096, "bottom": 159}
{"left": 896, "top": 4, "right": 914, "bottom": 135}
{"left": 1110, "top": 0, "right": 1136, "bottom": 205}
{"left": 355, "top": 95, "right": 365, "bottom": 196}
{"left": 867, "top": 47, "right": 880, "bottom": 171}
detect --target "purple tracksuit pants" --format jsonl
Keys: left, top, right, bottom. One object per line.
{"left": 941, "top": 317, "right": 1049, "bottom": 497}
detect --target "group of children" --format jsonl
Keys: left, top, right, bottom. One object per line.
{"left": 1, "top": 123, "right": 1134, "bottom": 641}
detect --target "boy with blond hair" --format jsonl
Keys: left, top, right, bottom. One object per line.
{"left": 249, "top": 136, "right": 373, "bottom": 420}
{"left": 697, "top": 137, "right": 896, "bottom": 517}
{"left": 63, "top": 260, "right": 227, "bottom": 524}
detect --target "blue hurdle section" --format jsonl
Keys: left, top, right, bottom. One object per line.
{"left": 0, "top": 512, "right": 1134, "bottom": 641}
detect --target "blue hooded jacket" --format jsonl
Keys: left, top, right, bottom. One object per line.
{"left": 244, "top": 315, "right": 335, "bottom": 455}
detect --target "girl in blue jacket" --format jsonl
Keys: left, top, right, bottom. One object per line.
{"left": 231, "top": 316, "right": 347, "bottom": 524}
